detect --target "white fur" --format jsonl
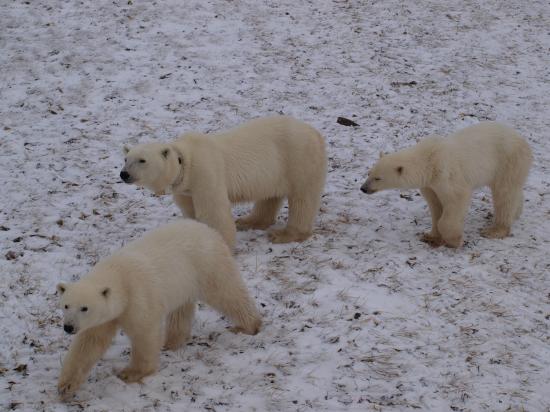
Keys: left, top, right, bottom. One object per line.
{"left": 56, "top": 220, "right": 261, "bottom": 399}
{"left": 362, "top": 122, "right": 533, "bottom": 247}
{"left": 121, "top": 116, "right": 327, "bottom": 248}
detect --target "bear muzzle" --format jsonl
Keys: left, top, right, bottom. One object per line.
{"left": 120, "top": 170, "right": 133, "bottom": 183}
{"left": 63, "top": 324, "right": 75, "bottom": 334}
{"left": 360, "top": 182, "right": 376, "bottom": 194}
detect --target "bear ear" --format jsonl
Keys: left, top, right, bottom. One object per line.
{"left": 161, "top": 148, "right": 170, "bottom": 159}
{"left": 122, "top": 145, "right": 130, "bottom": 155}
{"left": 396, "top": 166, "right": 404, "bottom": 175}
{"left": 101, "top": 287, "right": 110, "bottom": 298}
{"left": 57, "top": 283, "right": 67, "bottom": 294}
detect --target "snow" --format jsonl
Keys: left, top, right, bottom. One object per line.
{"left": 1, "top": 0, "right": 549, "bottom": 410}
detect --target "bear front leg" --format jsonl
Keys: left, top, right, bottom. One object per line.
{"left": 420, "top": 188, "right": 444, "bottom": 247}
{"left": 436, "top": 189, "right": 472, "bottom": 248}
{"left": 118, "top": 323, "right": 163, "bottom": 383}
{"left": 173, "top": 193, "right": 195, "bottom": 219}
{"left": 193, "top": 189, "right": 236, "bottom": 250}
{"left": 58, "top": 320, "right": 118, "bottom": 400}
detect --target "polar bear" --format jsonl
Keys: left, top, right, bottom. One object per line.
{"left": 120, "top": 116, "right": 327, "bottom": 248}
{"left": 361, "top": 122, "right": 532, "bottom": 247}
{"left": 56, "top": 220, "right": 261, "bottom": 400}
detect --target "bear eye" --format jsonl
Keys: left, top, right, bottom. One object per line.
{"left": 81, "top": 306, "right": 88, "bottom": 312}
{"left": 139, "top": 159, "right": 146, "bottom": 163}
{"left": 374, "top": 177, "right": 381, "bottom": 181}
{"left": 64, "top": 305, "right": 69, "bottom": 309}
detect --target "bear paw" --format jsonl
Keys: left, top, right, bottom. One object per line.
{"left": 480, "top": 226, "right": 510, "bottom": 239}
{"left": 229, "top": 319, "right": 261, "bottom": 336}
{"left": 268, "top": 228, "right": 311, "bottom": 244}
{"left": 117, "top": 367, "right": 154, "bottom": 383}
{"left": 442, "top": 235, "right": 463, "bottom": 248}
{"left": 420, "top": 232, "right": 444, "bottom": 247}
{"left": 163, "top": 335, "right": 189, "bottom": 351}
{"left": 228, "top": 325, "right": 247, "bottom": 334}
{"left": 58, "top": 378, "right": 80, "bottom": 400}
{"left": 235, "top": 217, "right": 273, "bottom": 231}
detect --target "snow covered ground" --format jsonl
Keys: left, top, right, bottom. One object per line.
{"left": 1, "top": 0, "right": 549, "bottom": 410}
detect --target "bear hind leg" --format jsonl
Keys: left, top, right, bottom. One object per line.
{"left": 236, "top": 197, "right": 283, "bottom": 231}
{"left": 269, "top": 192, "right": 320, "bottom": 243}
{"left": 481, "top": 185, "right": 522, "bottom": 239}
{"left": 482, "top": 150, "right": 530, "bottom": 238}
{"left": 201, "top": 267, "right": 261, "bottom": 335}
{"left": 164, "top": 302, "right": 195, "bottom": 351}
{"left": 513, "top": 191, "right": 524, "bottom": 220}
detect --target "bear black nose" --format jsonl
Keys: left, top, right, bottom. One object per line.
{"left": 63, "top": 324, "right": 74, "bottom": 334}
{"left": 120, "top": 170, "right": 130, "bottom": 182}
{"left": 360, "top": 183, "right": 375, "bottom": 194}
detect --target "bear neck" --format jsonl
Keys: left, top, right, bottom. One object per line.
{"left": 398, "top": 147, "right": 435, "bottom": 188}
{"left": 170, "top": 146, "right": 189, "bottom": 192}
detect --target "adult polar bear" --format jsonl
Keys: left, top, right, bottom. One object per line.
{"left": 120, "top": 116, "right": 327, "bottom": 249}
{"left": 361, "top": 122, "right": 532, "bottom": 248}
{"left": 56, "top": 220, "right": 261, "bottom": 400}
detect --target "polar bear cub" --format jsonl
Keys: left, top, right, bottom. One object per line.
{"left": 361, "top": 122, "right": 532, "bottom": 247}
{"left": 120, "top": 116, "right": 327, "bottom": 248}
{"left": 56, "top": 220, "right": 261, "bottom": 399}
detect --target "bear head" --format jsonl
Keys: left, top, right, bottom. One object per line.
{"left": 120, "top": 143, "right": 182, "bottom": 195}
{"left": 360, "top": 152, "right": 408, "bottom": 194}
{"left": 57, "top": 281, "right": 116, "bottom": 335}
